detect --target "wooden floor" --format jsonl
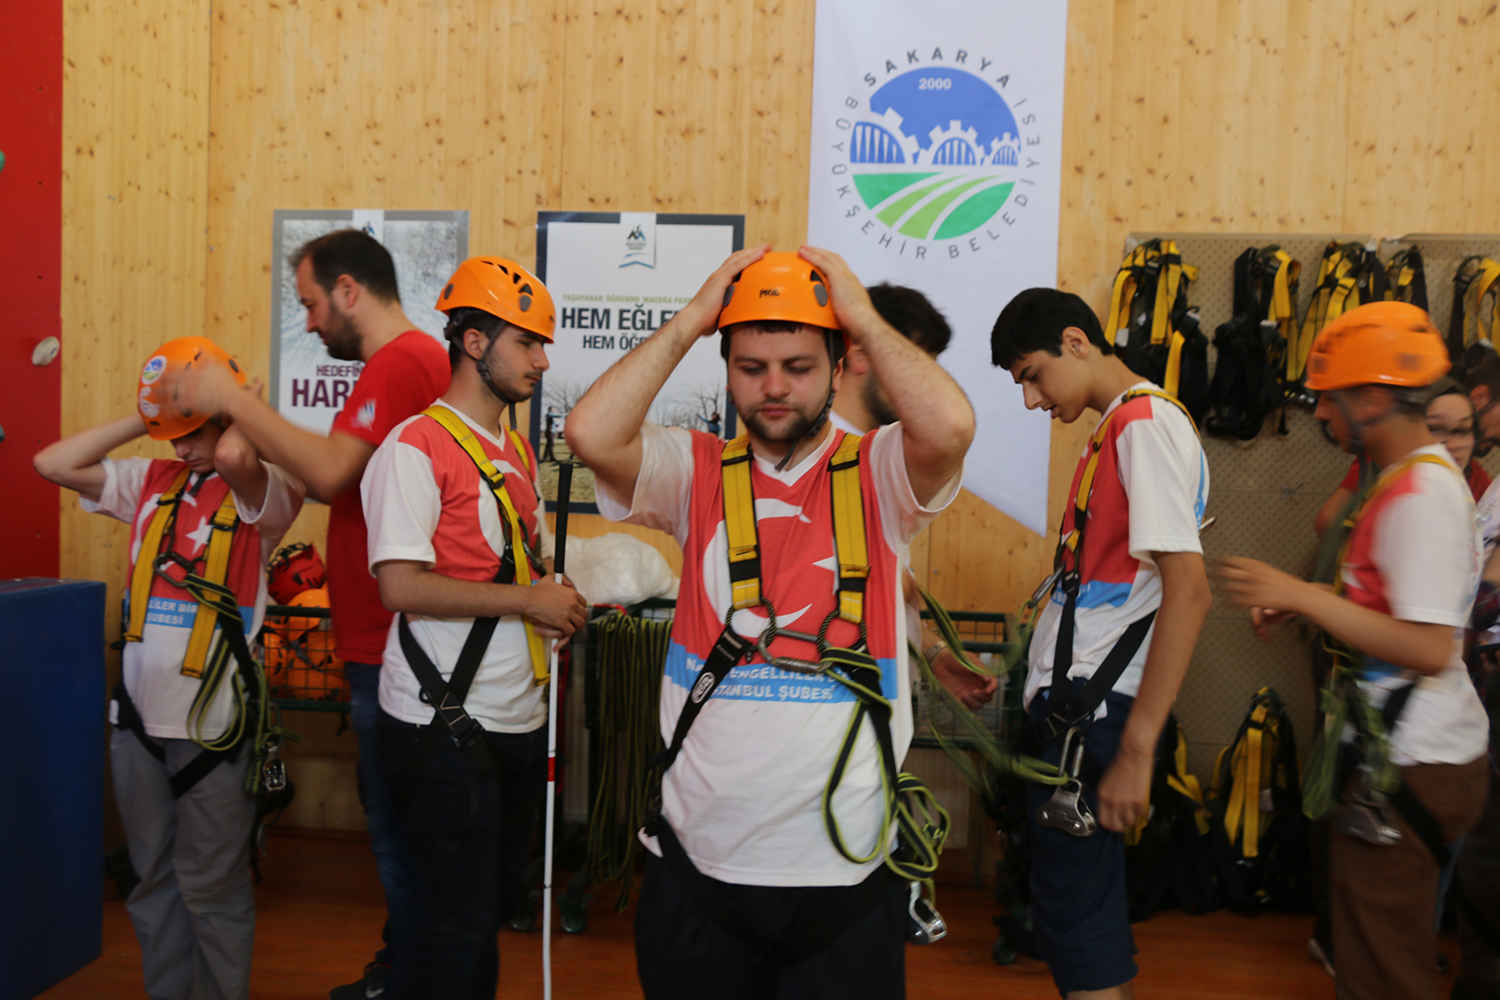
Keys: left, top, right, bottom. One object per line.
{"left": 40, "top": 829, "right": 1455, "bottom": 999}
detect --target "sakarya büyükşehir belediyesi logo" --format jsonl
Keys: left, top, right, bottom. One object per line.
{"left": 832, "top": 53, "right": 1038, "bottom": 255}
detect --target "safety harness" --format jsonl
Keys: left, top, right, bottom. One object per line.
{"left": 390, "top": 405, "right": 548, "bottom": 817}
{"left": 1029, "top": 389, "right": 1193, "bottom": 751}
{"left": 1104, "top": 240, "right": 1208, "bottom": 422}
{"left": 644, "top": 431, "right": 950, "bottom": 967}
{"left": 115, "top": 468, "right": 275, "bottom": 798}
{"left": 1302, "top": 452, "right": 1468, "bottom": 867}
{"left": 1206, "top": 247, "right": 1298, "bottom": 440}
{"left": 1294, "top": 242, "right": 1386, "bottom": 391}
{"left": 1450, "top": 255, "right": 1500, "bottom": 379}
{"left": 1384, "top": 246, "right": 1429, "bottom": 311}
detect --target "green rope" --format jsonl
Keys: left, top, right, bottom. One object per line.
{"left": 585, "top": 612, "right": 669, "bottom": 911}
{"left": 913, "top": 587, "right": 1065, "bottom": 788}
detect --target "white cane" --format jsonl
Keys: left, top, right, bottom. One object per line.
{"left": 542, "top": 461, "right": 574, "bottom": 1000}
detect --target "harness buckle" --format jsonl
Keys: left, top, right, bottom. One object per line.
{"left": 152, "top": 551, "right": 197, "bottom": 590}
{"left": 906, "top": 882, "right": 947, "bottom": 945}
{"left": 443, "top": 708, "right": 487, "bottom": 753}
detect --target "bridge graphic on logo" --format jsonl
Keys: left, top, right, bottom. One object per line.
{"left": 849, "top": 67, "right": 1021, "bottom": 241}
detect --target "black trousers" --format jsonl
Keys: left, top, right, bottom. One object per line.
{"left": 633, "top": 851, "right": 908, "bottom": 1000}
{"left": 376, "top": 708, "right": 546, "bottom": 1000}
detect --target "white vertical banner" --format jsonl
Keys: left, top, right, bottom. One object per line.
{"left": 807, "top": 1, "right": 1068, "bottom": 535}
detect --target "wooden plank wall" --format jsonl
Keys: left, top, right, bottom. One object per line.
{"left": 60, "top": 0, "right": 1500, "bottom": 831}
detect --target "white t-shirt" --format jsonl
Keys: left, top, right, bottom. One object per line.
{"left": 1338, "top": 445, "right": 1487, "bottom": 766}
{"left": 1475, "top": 474, "right": 1500, "bottom": 563}
{"left": 363, "top": 401, "right": 555, "bottom": 734}
{"left": 1025, "top": 383, "right": 1209, "bottom": 709}
{"left": 83, "top": 457, "right": 303, "bottom": 739}
{"left": 598, "top": 421, "right": 959, "bottom": 886}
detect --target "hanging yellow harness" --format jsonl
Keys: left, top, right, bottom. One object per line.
{"left": 124, "top": 467, "right": 242, "bottom": 679}
{"left": 1103, "top": 240, "right": 1201, "bottom": 401}
{"left": 1455, "top": 256, "right": 1500, "bottom": 357}
{"left": 1294, "top": 242, "right": 1363, "bottom": 383}
{"left": 420, "top": 405, "right": 549, "bottom": 685}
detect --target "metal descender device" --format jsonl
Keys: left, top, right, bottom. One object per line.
{"left": 906, "top": 881, "right": 947, "bottom": 944}
{"left": 1035, "top": 727, "right": 1098, "bottom": 838}
{"left": 1336, "top": 767, "right": 1401, "bottom": 847}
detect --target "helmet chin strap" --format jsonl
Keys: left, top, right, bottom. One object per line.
{"left": 1331, "top": 389, "right": 1383, "bottom": 459}
{"left": 472, "top": 338, "right": 525, "bottom": 407}
{"left": 773, "top": 380, "right": 838, "bottom": 473}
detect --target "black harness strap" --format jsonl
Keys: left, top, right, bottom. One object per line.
{"left": 1031, "top": 603, "right": 1157, "bottom": 750}
{"left": 391, "top": 608, "right": 504, "bottom": 816}
{"left": 646, "top": 624, "right": 754, "bottom": 776}
{"left": 113, "top": 606, "right": 261, "bottom": 798}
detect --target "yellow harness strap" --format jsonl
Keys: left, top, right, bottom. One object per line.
{"left": 1332, "top": 452, "right": 1466, "bottom": 598}
{"left": 1104, "top": 245, "right": 1145, "bottom": 347}
{"left": 125, "top": 467, "right": 243, "bottom": 679}
{"left": 719, "top": 431, "right": 869, "bottom": 625}
{"left": 180, "top": 492, "right": 241, "bottom": 679}
{"left": 125, "top": 467, "right": 193, "bottom": 643}
{"left": 421, "top": 405, "right": 548, "bottom": 685}
{"left": 1062, "top": 388, "right": 1195, "bottom": 562}
{"left": 1463, "top": 258, "right": 1500, "bottom": 351}
{"left": 1295, "top": 243, "right": 1361, "bottom": 382}
{"left": 720, "top": 435, "right": 762, "bottom": 611}
{"left": 1223, "top": 698, "right": 1268, "bottom": 856}
{"left": 828, "top": 433, "right": 869, "bottom": 624}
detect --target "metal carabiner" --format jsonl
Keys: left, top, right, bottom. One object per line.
{"left": 756, "top": 626, "right": 827, "bottom": 675}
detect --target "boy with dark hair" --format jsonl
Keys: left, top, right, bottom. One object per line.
{"left": 866, "top": 283, "right": 953, "bottom": 357}
{"left": 991, "top": 287, "right": 1212, "bottom": 1000}
{"left": 363, "top": 255, "right": 586, "bottom": 998}
{"left": 1219, "top": 302, "right": 1488, "bottom": 1000}
{"left": 34, "top": 337, "right": 304, "bottom": 1000}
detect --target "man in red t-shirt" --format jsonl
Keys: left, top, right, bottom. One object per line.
{"left": 164, "top": 229, "right": 450, "bottom": 999}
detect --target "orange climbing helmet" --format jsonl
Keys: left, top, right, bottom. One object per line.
{"left": 1305, "top": 301, "right": 1450, "bottom": 392}
{"left": 137, "top": 336, "right": 247, "bottom": 441}
{"left": 435, "top": 256, "right": 556, "bottom": 342}
{"left": 718, "top": 251, "right": 839, "bottom": 332}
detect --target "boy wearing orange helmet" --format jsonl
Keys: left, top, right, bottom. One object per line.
{"left": 566, "top": 246, "right": 973, "bottom": 997}
{"left": 33, "top": 337, "right": 304, "bottom": 1000}
{"left": 360, "top": 256, "right": 586, "bottom": 999}
{"left": 159, "top": 230, "right": 451, "bottom": 999}
{"left": 1219, "top": 302, "right": 1489, "bottom": 1000}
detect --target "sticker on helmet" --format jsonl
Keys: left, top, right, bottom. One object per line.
{"left": 139, "top": 386, "right": 161, "bottom": 418}
{"left": 141, "top": 356, "right": 168, "bottom": 385}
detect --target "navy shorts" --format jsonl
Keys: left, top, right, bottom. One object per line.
{"left": 1025, "top": 681, "right": 1139, "bottom": 995}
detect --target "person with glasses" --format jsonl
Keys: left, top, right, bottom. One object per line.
{"left": 1315, "top": 379, "right": 1488, "bottom": 537}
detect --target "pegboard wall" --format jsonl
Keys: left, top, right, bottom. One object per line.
{"left": 1125, "top": 232, "right": 1500, "bottom": 778}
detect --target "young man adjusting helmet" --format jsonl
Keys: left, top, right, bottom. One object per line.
{"left": 565, "top": 245, "right": 973, "bottom": 998}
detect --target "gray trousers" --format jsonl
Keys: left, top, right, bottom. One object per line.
{"left": 111, "top": 727, "right": 256, "bottom": 1000}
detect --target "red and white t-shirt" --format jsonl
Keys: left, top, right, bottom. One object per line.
{"left": 362, "top": 401, "right": 554, "bottom": 733}
{"left": 1026, "top": 383, "right": 1209, "bottom": 709}
{"left": 327, "top": 330, "right": 451, "bottom": 664}
{"left": 82, "top": 457, "right": 304, "bottom": 739}
{"left": 1338, "top": 444, "right": 1487, "bottom": 766}
{"left": 597, "top": 422, "right": 960, "bottom": 887}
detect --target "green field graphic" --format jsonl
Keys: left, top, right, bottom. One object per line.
{"left": 852, "top": 171, "right": 1015, "bottom": 241}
